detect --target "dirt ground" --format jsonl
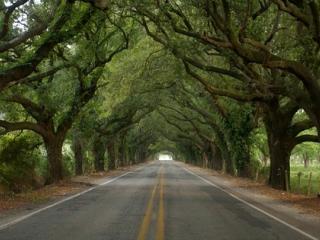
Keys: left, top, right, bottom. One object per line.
{"left": 0, "top": 182, "right": 87, "bottom": 213}
{"left": 185, "top": 164, "right": 320, "bottom": 216}
{"left": 228, "top": 176, "right": 320, "bottom": 215}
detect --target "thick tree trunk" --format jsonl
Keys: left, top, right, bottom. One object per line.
{"left": 310, "top": 100, "right": 320, "bottom": 137}
{"left": 45, "top": 138, "right": 64, "bottom": 183}
{"left": 73, "top": 137, "right": 83, "bottom": 175}
{"left": 267, "top": 132, "right": 291, "bottom": 190}
{"left": 264, "top": 101, "right": 295, "bottom": 190}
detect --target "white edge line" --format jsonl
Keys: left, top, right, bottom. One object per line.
{"left": 0, "top": 171, "right": 133, "bottom": 231}
{"left": 182, "top": 167, "right": 319, "bottom": 240}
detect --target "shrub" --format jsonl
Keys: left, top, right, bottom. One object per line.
{"left": 0, "top": 134, "right": 44, "bottom": 192}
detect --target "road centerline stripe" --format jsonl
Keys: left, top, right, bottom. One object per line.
{"left": 137, "top": 165, "right": 164, "bottom": 240}
{"left": 156, "top": 168, "right": 165, "bottom": 240}
{"left": 137, "top": 182, "right": 158, "bottom": 240}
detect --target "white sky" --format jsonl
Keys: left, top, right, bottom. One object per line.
{"left": 158, "top": 154, "right": 173, "bottom": 161}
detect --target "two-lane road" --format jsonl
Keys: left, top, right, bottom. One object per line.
{"left": 0, "top": 161, "right": 318, "bottom": 240}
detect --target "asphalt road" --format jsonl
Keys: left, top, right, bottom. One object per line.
{"left": 0, "top": 161, "right": 317, "bottom": 240}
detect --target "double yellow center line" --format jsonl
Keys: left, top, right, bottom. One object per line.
{"left": 137, "top": 167, "right": 165, "bottom": 240}
{"left": 156, "top": 169, "right": 164, "bottom": 240}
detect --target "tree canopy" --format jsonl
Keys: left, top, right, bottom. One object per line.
{"left": 1, "top": 0, "right": 320, "bottom": 191}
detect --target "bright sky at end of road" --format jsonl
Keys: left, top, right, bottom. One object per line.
{"left": 158, "top": 154, "right": 173, "bottom": 161}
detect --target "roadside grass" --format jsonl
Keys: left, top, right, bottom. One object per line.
{"left": 290, "top": 165, "right": 320, "bottom": 195}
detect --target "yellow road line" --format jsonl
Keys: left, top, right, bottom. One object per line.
{"left": 156, "top": 169, "right": 165, "bottom": 240}
{"left": 137, "top": 169, "right": 161, "bottom": 240}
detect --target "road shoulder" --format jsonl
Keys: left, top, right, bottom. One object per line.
{"left": 0, "top": 162, "right": 148, "bottom": 229}
{"left": 176, "top": 161, "right": 320, "bottom": 239}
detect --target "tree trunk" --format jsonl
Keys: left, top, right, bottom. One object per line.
{"left": 107, "top": 142, "right": 116, "bottom": 170}
{"left": 267, "top": 134, "right": 292, "bottom": 190}
{"left": 135, "top": 146, "right": 146, "bottom": 163}
{"left": 72, "top": 137, "right": 83, "bottom": 175}
{"left": 45, "top": 138, "right": 64, "bottom": 183}
{"left": 236, "top": 146, "right": 251, "bottom": 178}
{"left": 209, "top": 128, "right": 231, "bottom": 173}
{"left": 262, "top": 155, "right": 268, "bottom": 168}
{"left": 140, "top": 149, "right": 147, "bottom": 163}
{"left": 210, "top": 142, "right": 223, "bottom": 170}
{"left": 225, "top": 124, "right": 250, "bottom": 177}
{"left": 128, "top": 148, "right": 134, "bottom": 165}
{"left": 125, "top": 144, "right": 130, "bottom": 166}
{"left": 93, "top": 152, "right": 105, "bottom": 172}
{"left": 264, "top": 101, "right": 294, "bottom": 190}
{"left": 303, "top": 153, "right": 309, "bottom": 168}
{"left": 93, "top": 137, "right": 105, "bottom": 172}
{"left": 118, "top": 141, "right": 125, "bottom": 167}
{"left": 202, "top": 152, "right": 209, "bottom": 168}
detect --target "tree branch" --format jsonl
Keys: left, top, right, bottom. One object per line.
{"left": 4, "top": 95, "right": 52, "bottom": 122}
{"left": 289, "top": 120, "right": 315, "bottom": 137}
{"left": 0, "top": 120, "right": 45, "bottom": 136}
{"left": 0, "top": 2, "right": 93, "bottom": 91}
{"left": 0, "top": 0, "right": 29, "bottom": 39}
{"left": 295, "top": 134, "right": 320, "bottom": 145}
{"left": 184, "top": 62, "right": 268, "bottom": 102}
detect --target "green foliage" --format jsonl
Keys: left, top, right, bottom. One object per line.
{"left": 290, "top": 165, "right": 320, "bottom": 195}
{"left": 249, "top": 125, "right": 269, "bottom": 163}
{"left": 222, "top": 101, "right": 255, "bottom": 175}
{"left": 0, "top": 134, "right": 44, "bottom": 192}
{"left": 62, "top": 142, "right": 76, "bottom": 177}
{"left": 292, "top": 142, "right": 320, "bottom": 162}
{"left": 1, "top": 0, "right": 320, "bottom": 193}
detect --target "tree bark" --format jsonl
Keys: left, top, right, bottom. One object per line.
{"left": 44, "top": 137, "right": 64, "bottom": 183}
{"left": 264, "top": 101, "right": 295, "bottom": 190}
{"left": 267, "top": 132, "right": 292, "bottom": 190}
